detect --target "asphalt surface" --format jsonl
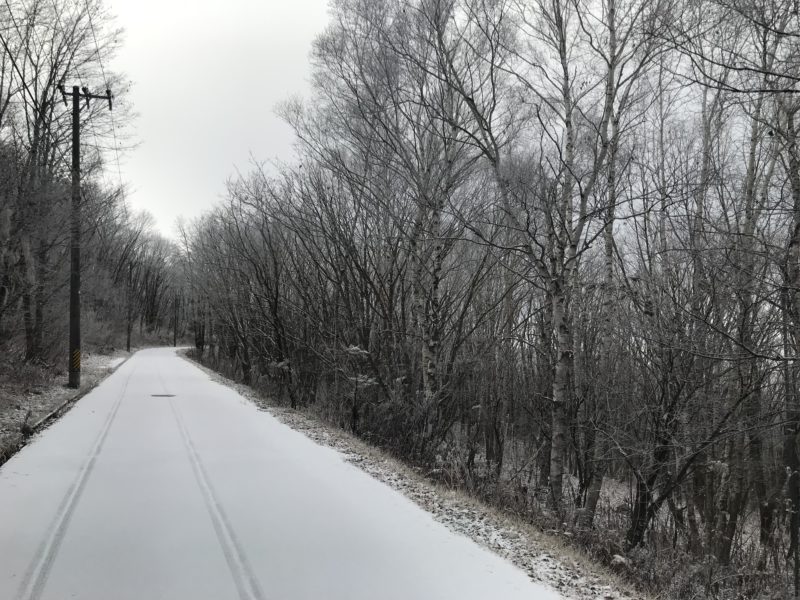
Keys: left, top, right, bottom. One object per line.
{"left": 0, "top": 348, "right": 562, "bottom": 600}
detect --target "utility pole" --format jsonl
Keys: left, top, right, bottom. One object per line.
{"left": 173, "top": 294, "right": 179, "bottom": 347}
{"left": 58, "top": 84, "right": 113, "bottom": 389}
{"left": 126, "top": 262, "right": 133, "bottom": 353}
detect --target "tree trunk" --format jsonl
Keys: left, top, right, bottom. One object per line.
{"left": 550, "top": 276, "right": 571, "bottom": 506}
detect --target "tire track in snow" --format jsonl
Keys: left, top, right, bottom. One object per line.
{"left": 15, "top": 367, "right": 133, "bottom": 600}
{"left": 169, "top": 398, "right": 266, "bottom": 600}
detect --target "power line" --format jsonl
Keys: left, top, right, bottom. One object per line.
{"left": 82, "top": 0, "right": 123, "bottom": 188}
{"left": 43, "top": 0, "right": 96, "bottom": 180}
{"left": 83, "top": 0, "right": 105, "bottom": 82}
{"left": 40, "top": 0, "right": 121, "bottom": 190}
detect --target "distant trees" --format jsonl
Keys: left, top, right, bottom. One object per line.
{"left": 179, "top": 0, "right": 800, "bottom": 597}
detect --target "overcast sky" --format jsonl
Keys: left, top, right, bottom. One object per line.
{"left": 107, "top": 0, "right": 331, "bottom": 237}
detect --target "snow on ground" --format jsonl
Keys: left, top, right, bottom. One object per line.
{"left": 107, "top": 357, "right": 126, "bottom": 370}
{"left": 187, "top": 353, "right": 643, "bottom": 600}
{"left": 0, "top": 351, "right": 129, "bottom": 464}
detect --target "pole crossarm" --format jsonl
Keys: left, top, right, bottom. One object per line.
{"left": 57, "top": 83, "right": 113, "bottom": 111}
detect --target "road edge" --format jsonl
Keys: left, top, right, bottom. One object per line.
{"left": 0, "top": 352, "right": 133, "bottom": 468}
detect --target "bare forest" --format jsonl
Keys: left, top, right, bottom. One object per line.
{"left": 4, "top": 0, "right": 800, "bottom": 598}
{"left": 182, "top": 0, "right": 800, "bottom": 596}
{"left": 0, "top": 0, "right": 181, "bottom": 366}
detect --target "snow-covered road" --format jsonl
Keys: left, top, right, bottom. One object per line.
{"left": 0, "top": 348, "right": 562, "bottom": 600}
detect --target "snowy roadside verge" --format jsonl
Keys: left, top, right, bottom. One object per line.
{"left": 0, "top": 351, "right": 130, "bottom": 465}
{"left": 182, "top": 352, "right": 646, "bottom": 600}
